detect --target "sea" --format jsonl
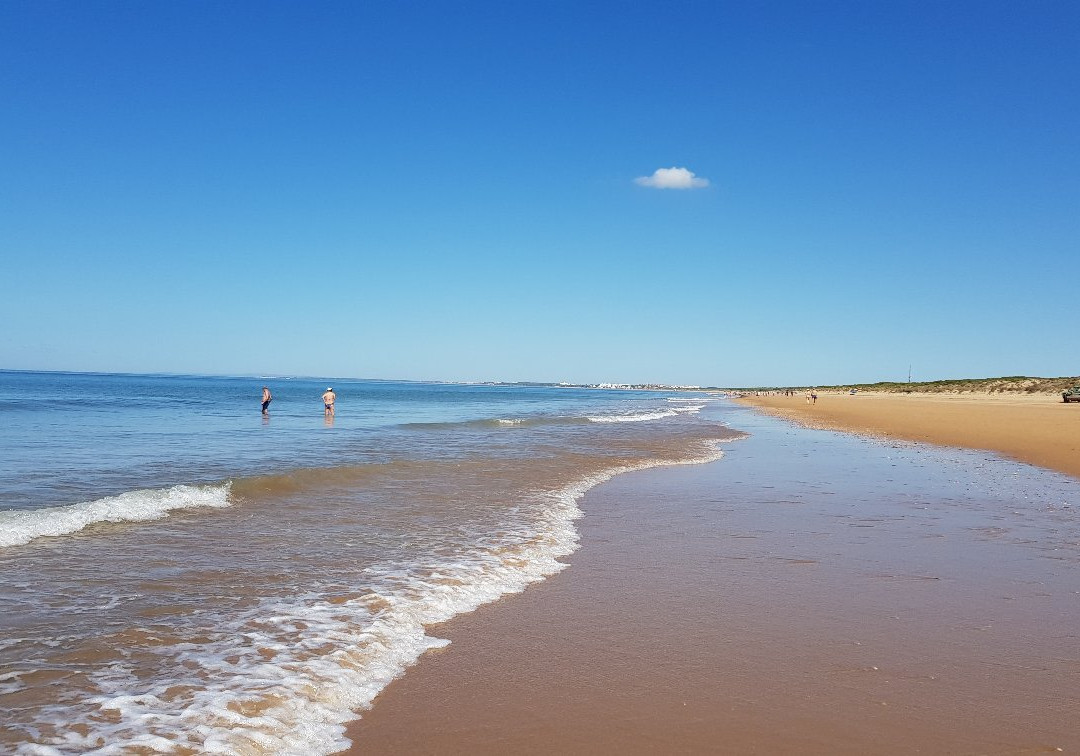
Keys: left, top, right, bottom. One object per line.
{"left": 0, "top": 370, "right": 741, "bottom": 754}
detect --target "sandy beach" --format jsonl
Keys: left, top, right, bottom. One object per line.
{"left": 342, "top": 405, "right": 1080, "bottom": 754}
{"left": 738, "top": 391, "right": 1080, "bottom": 481}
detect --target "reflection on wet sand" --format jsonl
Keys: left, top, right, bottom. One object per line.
{"left": 346, "top": 409, "right": 1080, "bottom": 755}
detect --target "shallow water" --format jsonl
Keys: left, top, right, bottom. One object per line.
{"left": 0, "top": 371, "right": 738, "bottom": 753}
{"left": 344, "top": 406, "right": 1080, "bottom": 754}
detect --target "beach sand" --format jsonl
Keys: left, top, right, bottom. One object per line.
{"left": 739, "top": 391, "right": 1080, "bottom": 480}
{"left": 341, "top": 407, "right": 1080, "bottom": 754}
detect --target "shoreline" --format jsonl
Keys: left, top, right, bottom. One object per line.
{"left": 340, "top": 406, "right": 1080, "bottom": 753}
{"left": 737, "top": 391, "right": 1080, "bottom": 480}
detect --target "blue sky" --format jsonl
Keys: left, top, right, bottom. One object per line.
{"left": 2, "top": 1, "right": 1076, "bottom": 386}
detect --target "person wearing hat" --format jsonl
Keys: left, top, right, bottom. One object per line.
{"left": 322, "top": 387, "right": 336, "bottom": 416}
{"left": 261, "top": 386, "right": 272, "bottom": 415}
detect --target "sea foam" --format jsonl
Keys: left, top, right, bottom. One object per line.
{"left": 0, "top": 483, "right": 232, "bottom": 549}
{"left": 587, "top": 403, "right": 704, "bottom": 423}
{"left": 16, "top": 442, "right": 730, "bottom": 755}
{"left": 587, "top": 409, "right": 679, "bottom": 423}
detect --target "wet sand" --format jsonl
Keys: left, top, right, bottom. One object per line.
{"left": 739, "top": 392, "right": 1080, "bottom": 480}
{"left": 342, "top": 408, "right": 1080, "bottom": 754}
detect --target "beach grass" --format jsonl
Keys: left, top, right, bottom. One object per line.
{"left": 724, "top": 375, "right": 1080, "bottom": 395}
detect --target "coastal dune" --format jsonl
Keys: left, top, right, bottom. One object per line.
{"left": 738, "top": 391, "right": 1080, "bottom": 480}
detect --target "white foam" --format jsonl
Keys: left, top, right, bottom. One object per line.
{"left": 16, "top": 443, "right": 730, "bottom": 755}
{"left": 587, "top": 409, "right": 679, "bottom": 423}
{"left": 673, "top": 403, "right": 707, "bottom": 414}
{"left": 0, "top": 671, "right": 27, "bottom": 697}
{"left": 587, "top": 402, "right": 709, "bottom": 423}
{"left": 0, "top": 484, "right": 232, "bottom": 549}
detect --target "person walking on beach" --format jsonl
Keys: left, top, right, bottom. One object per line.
{"left": 322, "top": 387, "right": 336, "bottom": 416}
{"left": 811, "top": 389, "right": 818, "bottom": 404}
{"left": 261, "top": 386, "right": 272, "bottom": 415}
{"left": 805, "top": 389, "right": 812, "bottom": 404}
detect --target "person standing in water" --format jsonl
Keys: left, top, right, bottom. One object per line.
{"left": 322, "top": 387, "right": 336, "bottom": 416}
{"left": 261, "top": 386, "right": 272, "bottom": 415}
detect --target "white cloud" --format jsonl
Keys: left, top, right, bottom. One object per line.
{"left": 634, "top": 166, "right": 710, "bottom": 189}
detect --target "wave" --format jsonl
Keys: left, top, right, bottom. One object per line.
{"left": 0, "top": 484, "right": 232, "bottom": 549}
{"left": 406, "top": 404, "right": 708, "bottom": 430}
{"left": 587, "top": 409, "right": 678, "bottom": 423}
{"left": 586, "top": 403, "right": 705, "bottom": 423}
{"left": 36, "top": 440, "right": 732, "bottom": 754}
{"left": 403, "top": 416, "right": 588, "bottom": 431}
{"left": 1, "top": 397, "right": 713, "bottom": 550}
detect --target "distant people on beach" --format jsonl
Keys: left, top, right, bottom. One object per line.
{"left": 322, "top": 387, "right": 336, "bottom": 416}
{"left": 811, "top": 390, "right": 818, "bottom": 404}
{"left": 805, "top": 389, "right": 812, "bottom": 404}
{"left": 261, "top": 386, "right": 272, "bottom": 415}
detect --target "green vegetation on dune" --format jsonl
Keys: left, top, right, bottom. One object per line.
{"left": 726, "top": 376, "right": 1080, "bottom": 394}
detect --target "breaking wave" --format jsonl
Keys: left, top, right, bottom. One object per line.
{"left": 0, "top": 484, "right": 232, "bottom": 549}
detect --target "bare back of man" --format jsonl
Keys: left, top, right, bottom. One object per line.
{"left": 322, "top": 388, "right": 336, "bottom": 415}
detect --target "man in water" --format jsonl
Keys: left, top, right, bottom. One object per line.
{"left": 261, "top": 386, "right": 272, "bottom": 415}
{"left": 322, "top": 387, "right": 336, "bottom": 416}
